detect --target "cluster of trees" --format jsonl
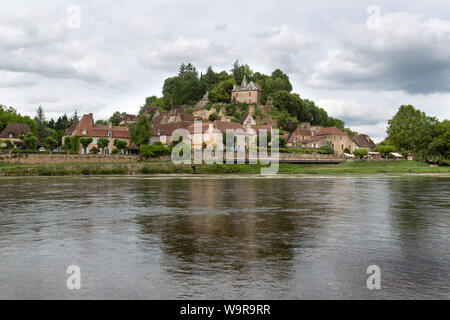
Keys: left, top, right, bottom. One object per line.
{"left": 159, "top": 60, "right": 295, "bottom": 107}
{"left": 1, "top": 105, "right": 80, "bottom": 151}
{"left": 270, "top": 91, "right": 345, "bottom": 132}
{"left": 149, "top": 61, "right": 348, "bottom": 133}
{"left": 385, "top": 105, "right": 449, "bottom": 162}
{"left": 0, "top": 105, "right": 36, "bottom": 134}
{"left": 75, "top": 137, "right": 128, "bottom": 155}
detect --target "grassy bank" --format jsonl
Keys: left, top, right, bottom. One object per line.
{"left": 0, "top": 160, "right": 449, "bottom": 176}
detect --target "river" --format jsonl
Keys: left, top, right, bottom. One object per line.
{"left": 0, "top": 175, "right": 449, "bottom": 299}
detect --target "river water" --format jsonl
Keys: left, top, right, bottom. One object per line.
{"left": 0, "top": 175, "right": 449, "bottom": 299}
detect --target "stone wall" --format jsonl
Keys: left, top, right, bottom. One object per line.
{"left": 0, "top": 153, "right": 171, "bottom": 164}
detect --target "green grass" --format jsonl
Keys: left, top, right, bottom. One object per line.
{"left": 0, "top": 160, "right": 449, "bottom": 176}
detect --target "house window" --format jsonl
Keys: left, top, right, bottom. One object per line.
{"left": 342, "top": 144, "right": 344, "bottom": 150}
{"left": 8, "top": 133, "right": 13, "bottom": 138}
{"left": 236, "top": 93, "right": 239, "bottom": 98}
{"left": 249, "top": 99, "right": 251, "bottom": 103}
{"left": 82, "top": 130, "right": 87, "bottom": 135}
{"left": 248, "top": 92, "right": 251, "bottom": 97}
{"left": 108, "top": 131, "right": 112, "bottom": 137}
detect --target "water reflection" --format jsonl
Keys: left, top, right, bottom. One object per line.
{"left": 0, "top": 176, "right": 449, "bottom": 299}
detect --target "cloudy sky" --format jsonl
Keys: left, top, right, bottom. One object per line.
{"left": 1, "top": 0, "right": 450, "bottom": 141}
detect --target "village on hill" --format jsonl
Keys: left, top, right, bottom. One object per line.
{"left": 1, "top": 62, "right": 448, "bottom": 163}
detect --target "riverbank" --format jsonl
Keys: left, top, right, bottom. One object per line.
{"left": 0, "top": 160, "right": 449, "bottom": 176}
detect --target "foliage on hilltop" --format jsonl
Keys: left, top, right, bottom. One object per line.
{"left": 139, "top": 60, "right": 346, "bottom": 132}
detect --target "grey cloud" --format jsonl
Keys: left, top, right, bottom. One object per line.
{"left": 308, "top": 12, "right": 450, "bottom": 94}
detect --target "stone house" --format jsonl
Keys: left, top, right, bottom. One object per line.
{"left": 231, "top": 75, "right": 261, "bottom": 105}
{"left": 152, "top": 107, "right": 195, "bottom": 125}
{"left": 150, "top": 121, "right": 193, "bottom": 146}
{"left": 301, "top": 127, "right": 355, "bottom": 155}
{"left": 285, "top": 128, "right": 313, "bottom": 148}
{"left": 240, "top": 113, "right": 256, "bottom": 128}
{"left": 196, "top": 92, "right": 209, "bottom": 108}
{"left": 119, "top": 114, "right": 137, "bottom": 125}
{"left": 352, "top": 134, "right": 377, "bottom": 152}
{"left": 63, "top": 113, "right": 130, "bottom": 154}
{"left": 0, "top": 123, "right": 30, "bottom": 147}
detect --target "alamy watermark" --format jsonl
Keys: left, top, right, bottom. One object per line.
{"left": 366, "top": 265, "right": 381, "bottom": 290}
{"left": 366, "top": 5, "right": 381, "bottom": 30}
{"left": 169, "top": 121, "right": 279, "bottom": 174}
{"left": 67, "top": 5, "right": 81, "bottom": 30}
{"left": 66, "top": 265, "right": 81, "bottom": 290}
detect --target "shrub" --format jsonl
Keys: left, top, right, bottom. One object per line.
{"left": 140, "top": 144, "right": 171, "bottom": 159}
{"left": 354, "top": 148, "right": 369, "bottom": 159}
{"left": 318, "top": 144, "right": 334, "bottom": 155}
{"left": 79, "top": 137, "right": 93, "bottom": 154}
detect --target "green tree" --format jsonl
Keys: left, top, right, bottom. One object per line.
{"left": 208, "top": 112, "right": 220, "bottom": 122}
{"left": 230, "top": 59, "right": 254, "bottom": 85}
{"left": 34, "top": 106, "right": 48, "bottom": 143}
{"left": 63, "top": 136, "right": 72, "bottom": 152}
{"left": 208, "top": 79, "right": 234, "bottom": 103}
{"left": 162, "top": 63, "right": 206, "bottom": 106}
{"left": 427, "top": 120, "right": 450, "bottom": 162}
{"left": 70, "top": 110, "right": 79, "bottom": 124}
{"left": 22, "top": 133, "right": 38, "bottom": 150}
{"left": 97, "top": 137, "right": 109, "bottom": 154}
{"left": 109, "top": 111, "right": 125, "bottom": 126}
{"left": 354, "top": 148, "right": 369, "bottom": 159}
{"left": 129, "top": 116, "right": 150, "bottom": 146}
{"left": 80, "top": 137, "right": 93, "bottom": 154}
{"left": 0, "top": 105, "right": 37, "bottom": 134}
{"left": 386, "top": 105, "right": 437, "bottom": 158}
{"left": 44, "top": 136, "right": 58, "bottom": 152}
{"left": 114, "top": 139, "right": 128, "bottom": 153}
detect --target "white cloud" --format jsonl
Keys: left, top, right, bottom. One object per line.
{"left": 251, "top": 25, "right": 321, "bottom": 74}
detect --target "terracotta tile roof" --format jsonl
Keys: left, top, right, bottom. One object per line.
{"left": 64, "top": 121, "right": 79, "bottom": 136}
{"left": 286, "top": 127, "right": 312, "bottom": 143}
{"left": 213, "top": 120, "right": 246, "bottom": 133}
{"left": 251, "top": 125, "right": 272, "bottom": 134}
{"left": 315, "top": 127, "right": 346, "bottom": 136}
{"left": 302, "top": 135, "right": 329, "bottom": 144}
{"left": 152, "top": 107, "right": 195, "bottom": 125}
{"left": 0, "top": 123, "right": 30, "bottom": 138}
{"left": 186, "top": 121, "right": 216, "bottom": 134}
{"left": 70, "top": 114, "right": 130, "bottom": 139}
{"left": 352, "top": 134, "right": 376, "bottom": 148}
{"left": 150, "top": 121, "right": 193, "bottom": 136}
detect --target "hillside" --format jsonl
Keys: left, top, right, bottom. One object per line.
{"left": 140, "top": 61, "right": 351, "bottom": 134}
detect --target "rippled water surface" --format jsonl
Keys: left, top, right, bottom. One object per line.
{"left": 0, "top": 175, "right": 449, "bottom": 299}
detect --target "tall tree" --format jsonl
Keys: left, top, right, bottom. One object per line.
{"left": 34, "top": 106, "right": 48, "bottom": 143}
{"left": 129, "top": 116, "right": 150, "bottom": 146}
{"left": 109, "top": 111, "right": 125, "bottom": 126}
{"left": 386, "top": 105, "right": 438, "bottom": 157}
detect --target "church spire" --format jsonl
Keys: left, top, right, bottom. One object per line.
{"left": 241, "top": 74, "right": 248, "bottom": 87}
